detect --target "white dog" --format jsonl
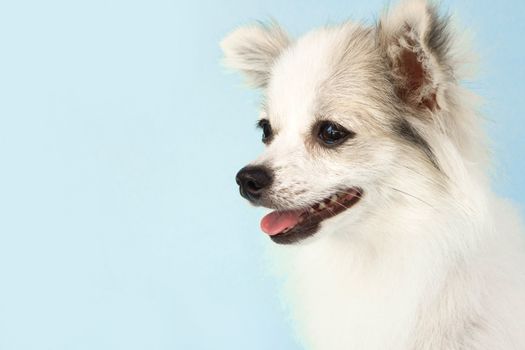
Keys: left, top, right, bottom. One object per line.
{"left": 222, "top": 1, "right": 525, "bottom": 349}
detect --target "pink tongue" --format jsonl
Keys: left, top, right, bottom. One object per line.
{"left": 260, "top": 210, "right": 301, "bottom": 236}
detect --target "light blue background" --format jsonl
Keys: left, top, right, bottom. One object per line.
{"left": 0, "top": 1, "right": 523, "bottom": 349}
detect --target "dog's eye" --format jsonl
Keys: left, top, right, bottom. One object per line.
{"left": 317, "top": 121, "right": 354, "bottom": 146}
{"left": 258, "top": 119, "right": 273, "bottom": 144}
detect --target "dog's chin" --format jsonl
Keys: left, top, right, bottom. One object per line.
{"left": 261, "top": 188, "right": 363, "bottom": 245}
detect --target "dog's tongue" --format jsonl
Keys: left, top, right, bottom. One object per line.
{"left": 260, "top": 210, "right": 301, "bottom": 236}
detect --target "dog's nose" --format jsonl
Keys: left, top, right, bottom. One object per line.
{"left": 235, "top": 166, "right": 273, "bottom": 201}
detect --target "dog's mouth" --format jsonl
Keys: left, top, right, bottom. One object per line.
{"left": 260, "top": 188, "right": 363, "bottom": 244}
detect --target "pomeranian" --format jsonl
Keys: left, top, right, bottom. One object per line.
{"left": 222, "top": 0, "right": 525, "bottom": 348}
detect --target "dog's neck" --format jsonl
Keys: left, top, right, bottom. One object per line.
{"left": 272, "top": 178, "right": 490, "bottom": 349}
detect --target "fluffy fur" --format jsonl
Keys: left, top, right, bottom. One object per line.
{"left": 222, "top": 1, "right": 525, "bottom": 349}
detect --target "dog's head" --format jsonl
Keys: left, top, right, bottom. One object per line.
{"left": 222, "top": 0, "right": 466, "bottom": 244}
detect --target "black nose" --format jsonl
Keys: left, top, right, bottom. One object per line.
{"left": 235, "top": 165, "right": 273, "bottom": 201}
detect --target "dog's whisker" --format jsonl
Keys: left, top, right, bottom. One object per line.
{"left": 331, "top": 201, "right": 351, "bottom": 211}
{"left": 335, "top": 189, "right": 365, "bottom": 200}
{"left": 388, "top": 186, "right": 435, "bottom": 209}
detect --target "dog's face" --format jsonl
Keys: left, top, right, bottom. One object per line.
{"left": 223, "top": 1, "right": 453, "bottom": 244}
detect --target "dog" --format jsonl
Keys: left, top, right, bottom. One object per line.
{"left": 221, "top": 0, "right": 525, "bottom": 349}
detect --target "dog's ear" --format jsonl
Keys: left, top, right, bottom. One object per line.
{"left": 221, "top": 22, "right": 290, "bottom": 88}
{"left": 378, "top": 0, "right": 453, "bottom": 111}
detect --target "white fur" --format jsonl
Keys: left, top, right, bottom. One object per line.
{"left": 222, "top": 1, "right": 525, "bottom": 349}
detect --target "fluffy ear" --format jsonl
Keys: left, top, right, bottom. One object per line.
{"left": 221, "top": 22, "right": 290, "bottom": 88}
{"left": 378, "top": 0, "right": 453, "bottom": 111}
